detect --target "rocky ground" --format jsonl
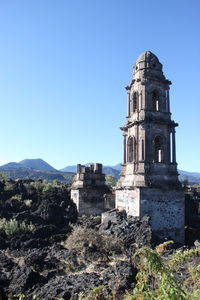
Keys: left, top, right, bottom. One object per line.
{"left": 0, "top": 179, "right": 199, "bottom": 299}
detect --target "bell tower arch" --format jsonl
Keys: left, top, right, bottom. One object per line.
{"left": 116, "top": 51, "right": 185, "bottom": 243}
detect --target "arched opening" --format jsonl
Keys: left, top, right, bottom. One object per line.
{"left": 152, "top": 90, "right": 160, "bottom": 111}
{"left": 154, "top": 136, "right": 164, "bottom": 163}
{"left": 130, "top": 92, "right": 138, "bottom": 114}
{"left": 133, "top": 92, "right": 138, "bottom": 112}
{"left": 127, "top": 136, "right": 134, "bottom": 163}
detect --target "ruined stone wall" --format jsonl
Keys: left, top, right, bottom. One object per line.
{"left": 71, "top": 188, "right": 114, "bottom": 215}
{"left": 115, "top": 188, "right": 140, "bottom": 216}
{"left": 116, "top": 187, "right": 185, "bottom": 243}
{"left": 104, "top": 193, "right": 115, "bottom": 210}
{"left": 140, "top": 188, "right": 185, "bottom": 243}
{"left": 70, "top": 163, "right": 113, "bottom": 215}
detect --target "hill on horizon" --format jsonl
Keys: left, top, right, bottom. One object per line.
{"left": 0, "top": 159, "right": 74, "bottom": 183}
{"left": 0, "top": 159, "right": 200, "bottom": 185}
{"left": 19, "top": 158, "right": 57, "bottom": 171}
{"left": 0, "top": 159, "right": 57, "bottom": 172}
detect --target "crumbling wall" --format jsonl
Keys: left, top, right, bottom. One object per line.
{"left": 71, "top": 188, "right": 109, "bottom": 215}
{"left": 116, "top": 187, "right": 185, "bottom": 244}
{"left": 71, "top": 163, "right": 114, "bottom": 215}
{"left": 140, "top": 188, "right": 185, "bottom": 243}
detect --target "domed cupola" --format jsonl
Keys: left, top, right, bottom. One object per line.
{"left": 133, "top": 51, "right": 165, "bottom": 81}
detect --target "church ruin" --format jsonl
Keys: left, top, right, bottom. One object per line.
{"left": 116, "top": 51, "right": 185, "bottom": 243}
{"left": 70, "top": 51, "right": 185, "bottom": 243}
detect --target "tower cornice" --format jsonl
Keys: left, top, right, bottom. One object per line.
{"left": 121, "top": 119, "right": 178, "bottom": 131}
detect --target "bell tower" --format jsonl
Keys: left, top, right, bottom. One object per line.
{"left": 116, "top": 51, "right": 185, "bottom": 243}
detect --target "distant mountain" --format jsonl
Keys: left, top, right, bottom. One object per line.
{"left": 178, "top": 169, "right": 200, "bottom": 184}
{"left": 110, "top": 163, "right": 121, "bottom": 171}
{"left": 0, "top": 159, "right": 74, "bottom": 184}
{"left": 61, "top": 165, "right": 77, "bottom": 172}
{"left": 0, "top": 166, "right": 74, "bottom": 184}
{"left": 103, "top": 166, "right": 120, "bottom": 179}
{"left": 19, "top": 159, "right": 56, "bottom": 172}
{"left": 0, "top": 162, "right": 23, "bottom": 169}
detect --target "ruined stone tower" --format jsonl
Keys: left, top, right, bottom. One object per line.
{"left": 116, "top": 51, "right": 185, "bottom": 243}
{"left": 71, "top": 163, "right": 112, "bottom": 215}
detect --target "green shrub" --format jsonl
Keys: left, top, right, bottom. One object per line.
{"left": 30, "top": 180, "right": 64, "bottom": 193}
{"left": 168, "top": 247, "right": 200, "bottom": 268}
{"left": 11, "top": 194, "right": 22, "bottom": 202}
{"left": 0, "top": 172, "right": 8, "bottom": 180}
{"left": 130, "top": 246, "right": 186, "bottom": 300}
{"left": 155, "top": 240, "right": 174, "bottom": 255}
{"left": 4, "top": 182, "right": 14, "bottom": 191}
{"left": 0, "top": 218, "right": 35, "bottom": 236}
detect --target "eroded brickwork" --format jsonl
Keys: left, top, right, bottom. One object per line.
{"left": 71, "top": 163, "right": 114, "bottom": 215}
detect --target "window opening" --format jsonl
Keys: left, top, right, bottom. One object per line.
{"left": 152, "top": 90, "right": 160, "bottom": 111}
{"left": 170, "top": 132, "right": 173, "bottom": 163}
{"left": 154, "top": 136, "right": 164, "bottom": 163}
{"left": 141, "top": 139, "right": 144, "bottom": 160}
{"left": 156, "top": 100, "right": 159, "bottom": 111}
{"left": 127, "top": 137, "right": 134, "bottom": 163}
{"left": 133, "top": 93, "right": 138, "bottom": 112}
{"left": 158, "top": 149, "right": 162, "bottom": 163}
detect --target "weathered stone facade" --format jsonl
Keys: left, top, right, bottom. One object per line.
{"left": 116, "top": 51, "right": 185, "bottom": 243}
{"left": 71, "top": 163, "right": 114, "bottom": 215}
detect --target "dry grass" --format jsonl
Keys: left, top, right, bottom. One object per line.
{"left": 62, "top": 225, "right": 123, "bottom": 254}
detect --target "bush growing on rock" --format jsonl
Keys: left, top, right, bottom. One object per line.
{"left": 63, "top": 225, "right": 123, "bottom": 254}
{"left": 0, "top": 218, "right": 35, "bottom": 236}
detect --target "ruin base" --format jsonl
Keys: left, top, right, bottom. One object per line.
{"left": 115, "top": 187, "right": 185, "bottom": 244}
{"left": 71, "top": 188, "right": 114, "bottom": 215}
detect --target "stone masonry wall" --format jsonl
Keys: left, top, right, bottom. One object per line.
{"left": 71, "top": 188, "right": 110, "bottom": 215}
{"left": 140, "top": 188, "right": 185, "bottom": 243}
{"left": 116, "top": 187, "right": 185, "bottom": 243}
{"left": 115, "top": 188, "right": 140, "bottom": 216}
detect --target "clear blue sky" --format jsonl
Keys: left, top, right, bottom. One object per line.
{"left": 0, "top": 0, "right": 199, "bottom": 171}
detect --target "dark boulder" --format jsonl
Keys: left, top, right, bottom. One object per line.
{"left": 21, "top": 237, "right": 51, "bottom": 249}
{"left": 102, "top": 260, "right": 136, "bottom": 294}
{"left": 36, "top": 201, "right": 65, "bottom": 227}
{"left": 8, "top": 266, "right": 45, "bottom": 295}
{"left": 0, "top": 252, "right": 16, "bottom": 290}
{"left": 35, "top": 188, "right": 78, "bottom": 228}
{"left": 33, "top": 225, "right": 60, "bottom": 238}
{"left": 77, "top": 215, "right": 101, "bottom": 229}
{"left": 0, "top": 288, "right": 7, "bottom": 300}
{"left": 15, "top": 211, "right": 44, "bottom": 226}
{"left": 33, "top": 272, "right": 102, "bottom": 300}
{"left": 0, "top": 233, "right": 6, "bottom": 249}
{"left": 99, "top": 209, "right": 153, "bottom": 248}
{"left": 5, "top": 198, "right": 26, "bottom": 214}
